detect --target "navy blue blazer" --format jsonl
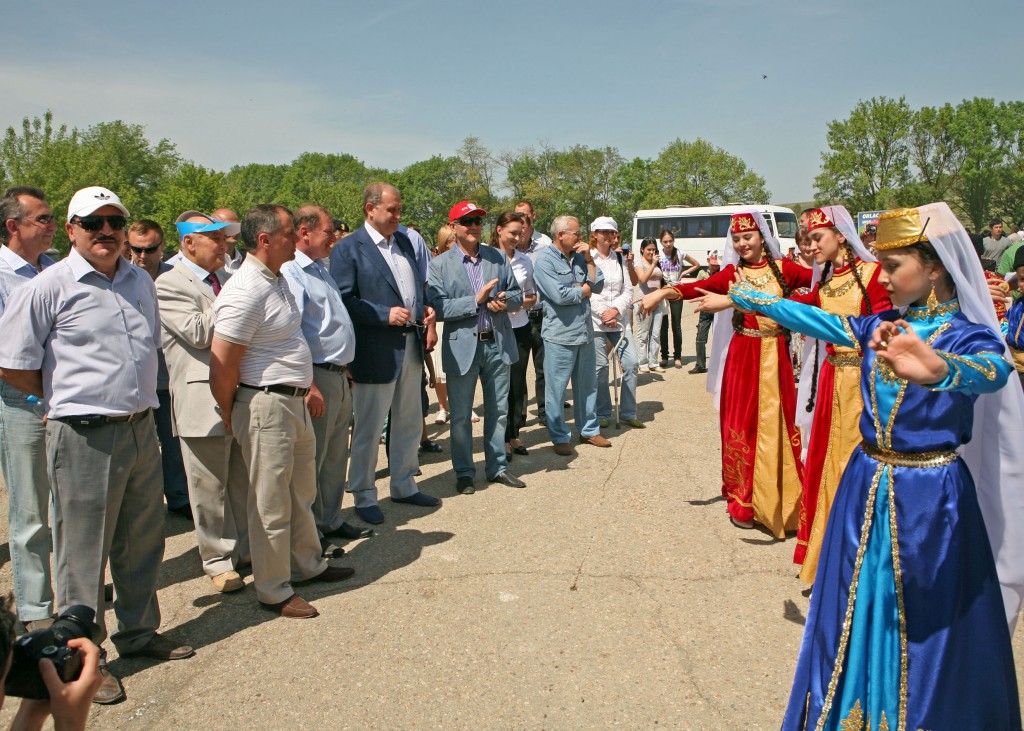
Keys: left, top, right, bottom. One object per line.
{"left": 329, "top": 225, "right": 425, "bottom": 384}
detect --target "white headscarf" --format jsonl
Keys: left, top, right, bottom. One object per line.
{"left": 707, "top": 210, "right": 783, "bottom": 408}
{"left": 795, "top": 206, "right": 878, "bottom": 448}
{"left": 911, "top": 202, "right": 1024, "bottom": 629}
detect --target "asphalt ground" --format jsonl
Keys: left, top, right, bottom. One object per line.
{"left": 1, "top": 307, "right": 1022, "bottom": 729}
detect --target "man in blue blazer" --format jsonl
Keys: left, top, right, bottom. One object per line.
{"left": 427, "top": 202, "right": 525, "bottom": 494}
{"left": 329, "top": 183, "right": 440, "bottom": 524}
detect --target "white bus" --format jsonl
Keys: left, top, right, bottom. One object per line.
{"left": 631, "top": 204, "right": 799, "bottom": 267}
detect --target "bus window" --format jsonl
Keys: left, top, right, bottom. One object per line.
{"left": 774, "top": 211, "right": 799, "bottom": 239}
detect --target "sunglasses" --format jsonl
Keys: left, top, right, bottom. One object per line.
{"left": 129, "top": 243, "right": 162, "bottom": 254}
{"left": 18, "top": 214, "right": 56, "bottom": 226}
{"left": 457, "top": 216, "right": 484, "bottom": 227}
{"left": 72, "top": 215, "right": 128, "bottom": 232}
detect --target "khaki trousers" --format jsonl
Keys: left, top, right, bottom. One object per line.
{"left": 232, "top": 389, "right": 325, "bottom": 604}
{"left": 310, "top": 368, "right": 351, "bottom": 535}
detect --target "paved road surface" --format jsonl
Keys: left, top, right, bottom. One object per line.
{"left": 1, "top": 308, "right": 1021, "bottom": 729}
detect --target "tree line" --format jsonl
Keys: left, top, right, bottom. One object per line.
{"left": 1, "top": 99, "right": 1021, "bottom": 252}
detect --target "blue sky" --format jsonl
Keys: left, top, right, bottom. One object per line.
{"left": 3, "top": 0, "right": 1022, "bottom": 204}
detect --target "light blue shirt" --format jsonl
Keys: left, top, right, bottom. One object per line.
{"left": 0, "top": 248, "right": 160, "bottom": 418}
{"left": 0, "top": 245, "right": 54, "bottom": 316}
{"left": 281, "top": 249, "right": 356, "bottom": 366}
{"left": 533, "top": 244, "right": 604, "bottom": 346}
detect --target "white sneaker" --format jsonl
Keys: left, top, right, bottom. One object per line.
{"left": 434, "top": 409, "right": 448, "bottom": 424}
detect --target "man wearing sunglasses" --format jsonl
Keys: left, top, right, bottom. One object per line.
{"left": 0, "top": 186, "right": 194, "bottom": 704}
{"left": 127, "top": 220, "right": 191, "bottom": 522}
{"left": 0, "top": 186, "right": 58, "bottom": 636}
{"left": 427, "top": 202, "right": 525, "bottom": 494}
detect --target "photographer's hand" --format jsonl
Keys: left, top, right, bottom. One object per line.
{"left": 13, "top": 638, "right": 103, "bottom": 731}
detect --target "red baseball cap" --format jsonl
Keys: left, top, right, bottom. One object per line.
{"left": 449, "top": 200, "right": 487, "bottom": 223}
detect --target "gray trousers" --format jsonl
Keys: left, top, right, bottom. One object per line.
{"left": 46, "top": 414, "right": 164, "bottom": 653}
{"left": 232, "top": 389, "right": 325, "bottom": 605}
{"left": 179, "top": 435, "right": 250, "bottom": 577}
{"left": 0, "top": 382, "right": 54, "bottom": 622}
{"left": 348, "top": 333, "right": 422, "bottom": 509}
{"left": 311, "top": 367, "right": 352, "bottom": 534}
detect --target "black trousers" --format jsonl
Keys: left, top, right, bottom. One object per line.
{"left": 507, "top": 324, "right": 532, "bottom": 441}
{"left": 526, "top": 311, "right": 546, "bottom": 413}
{"left": 660, "top": 299, "right": 684, "bottom": 360}
{"left": 695, "top": 311, "right": 714, "bottom": 369}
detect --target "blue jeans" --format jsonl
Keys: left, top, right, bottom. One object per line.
{"left": 543, "top": 340, "right": 599, "bottom": 443}
{"left": 594, "top": 328, "right": 639, "bottom": 420}
{"left": 0, "top": 382, "right": 54, "bottom": 621}
{"left": 447, "top": 339, "right": 510, "bottom": 480}
{"left": 633, "top": 303, "right": 664, "bottom": 369}
{"left": 155, "top": 390, "right": 189, "bottom": 511}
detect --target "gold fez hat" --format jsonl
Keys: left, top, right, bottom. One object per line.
{"left": 874, "top": 208, "right": 929, "bottom": 251}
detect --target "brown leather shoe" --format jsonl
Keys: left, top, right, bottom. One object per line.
{"left": 579, "top": 434, "right": 612, "bottom": 448}
{"left": 120, "top": 633, "right": 195, "bottom": 661}
{"left": 210, "top": 570, "right": 244, "bottom": 593}
{"left": 552, "top": 443, "right": 573, "bottom": 456}
{"left": 293, "top": 565, "right": 355, "bottom": 586}
{"left": 93, "top": 666, "right": 126, "bottom": 704}
{"left": 261, "top": 594, "right": 319, "bottom": 619}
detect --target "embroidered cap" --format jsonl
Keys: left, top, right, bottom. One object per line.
{"left": 67, "top": 186, "right": 129, "bottom": 221}
{"left": 804, "top": 208, "right": 836, "bottom": 233}
{"left": 874, "top": 208, "right": 929, "bottom": 251}
{"left": 730, "top": 212, "right": 759, "bottom": 234}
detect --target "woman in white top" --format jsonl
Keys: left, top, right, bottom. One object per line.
{"left": 492, "top": 211, "right": 537, "bottom": 458}
{"left": 429, "top": 226, "right": 455, "bottom": 423}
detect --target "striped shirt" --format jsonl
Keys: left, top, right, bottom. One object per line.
{"left": 455, "top": 242, "right": 493, "bottom": 334}
{"left": 213, "top": 256, "right": 313, "bottom": 388}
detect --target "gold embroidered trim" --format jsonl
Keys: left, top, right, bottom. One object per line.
{"left": 887, "top": 471, "right": 909, "bottom": 731}
{"left": 816, "top": 465, "right": 884, "bottom": 731}
{"left": 861, "top": 442, "right": 958, "bottom": 468}
{"left": 734, "top": 326, "right": 784, "bottom": 338}
{"left": 836, "top": 701, "right": 895, "bottom": 731}
{"left": 820, "top": 273, "right": 858, "bottom": 299}
{"left": 729, "top": 285, "right": 781, "bottom": 306}
{"left": 903, "top": 300, "right": 959, "bottom": 320}
{"left": 827, "top": 354, "right": 863, "bottom": 368}
{"left": 741, "top": 270, "right": 776, "bottom": 288}
{"left": 939, "top": 351, "right": 999, "bottom": 381}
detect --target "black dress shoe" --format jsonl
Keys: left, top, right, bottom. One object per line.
{"left": 392, "top": 491, "right": 441, "bottom": 507}
{"left": 512, "top": 444, "right": 529, "bottom": 456}
{"left": 419, "top": 439, "right": 443, "bottom": 453}
{"left": 325, "top": 522, "right": 374, "bottom": 540}
{"left": 455, "top": 476, "right": 475, "bottom": 494}
{"left": 689, "top": 365, "right": 708, "bottom": 374}
{"left": 490, "top": 471, "right": 526, "bottom": 488}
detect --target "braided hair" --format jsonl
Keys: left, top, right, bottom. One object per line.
{"left": 805, "top": 238, "right": 875, "bottom": 413}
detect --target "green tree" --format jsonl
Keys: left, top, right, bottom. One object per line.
{"left": 154, "top": 163, "right": 225, "bottom": 249}
{"left": 815, "top": 96, "right": 914, "bottom": 211}
{"left": 455, "top": 136, "right": 497, "bottom": 210}
{"left": 646, "top": 138, "right": 768, "bottom": 208}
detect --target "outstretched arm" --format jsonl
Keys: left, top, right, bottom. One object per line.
{"left": 729, "top": 282, "right": 857, "bottom": 348}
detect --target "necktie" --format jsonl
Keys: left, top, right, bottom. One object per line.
{"left": 205, "top": 274, "right": 221, "bottom": 296}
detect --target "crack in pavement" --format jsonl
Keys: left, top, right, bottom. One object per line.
{"left": 570, "top": 435, "right": 631, "bottom": 592}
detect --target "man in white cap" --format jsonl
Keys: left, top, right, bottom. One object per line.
{"left": 0, "top": 186, "right": 193, "bottom": 704}
{"left": 588, "top": 216, "right": 644, "bottom": 429}
{"left": 157, "top": 211, "right": 251, "bottom": 595}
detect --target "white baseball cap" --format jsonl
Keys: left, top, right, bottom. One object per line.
{"left": 67, "top": 186, "right": 130, "bottom": 221}
{"left": 589, "top": 216, "right": 618, "bottom": 232}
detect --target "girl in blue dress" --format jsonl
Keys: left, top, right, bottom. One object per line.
{"left": 727, "top": 204, "right": 1024, "bottom": 730}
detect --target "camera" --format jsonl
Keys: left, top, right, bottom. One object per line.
{"left": 621, "top": 243, "right": 631, "bottom": 254}
{"left": 4, "top": 605, "right": 100, "bottom": 699}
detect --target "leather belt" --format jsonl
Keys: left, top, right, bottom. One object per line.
{"left": 861, "top": 442, "right": 958, "bottom": 468}
{"left": 313, "top": 362, "right": 346, "bottom": 373}
{"left": 53, "top": 408, "right": 152, "bottom": 427}
{"left": 478, "top": 331, "right": 495, "bottom": 342}
{"left": 238, "top": 383, "right": 311, "bottom": 398}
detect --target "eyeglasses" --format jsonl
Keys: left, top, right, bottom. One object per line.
{"left": 457, "top": 216, "right": 484, "bottom": 227}
{"left": 129, "top": 243, "right": 162, "bottom": 254}
{"left": 594, "top": 230, "right": 616, "bottom": 236}
{"left": 560, "top": 229, "right": 582, "bottom": 237}
{"left": 17, "top": 214, "right": 56, "bottom": 226}
{"left": 72, "top": 215, "right": 128, "bottom": 232}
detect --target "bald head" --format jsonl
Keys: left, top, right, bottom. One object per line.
{"left": 211, "top": 208, "right": 241, "bottom": 250}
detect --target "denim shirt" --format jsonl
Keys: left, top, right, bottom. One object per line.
{"left": 533, "top": 244, "right": 604, "bottom": 346}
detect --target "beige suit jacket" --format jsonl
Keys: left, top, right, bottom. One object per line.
{"left": 156, "top": 260, "right": 229, "bottom": 438}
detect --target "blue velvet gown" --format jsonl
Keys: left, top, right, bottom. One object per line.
{"left": 730, "top": 285, "right": 1020, "bottom": 731}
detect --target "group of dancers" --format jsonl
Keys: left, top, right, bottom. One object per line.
{"left": 640, "top": 204, "right": 1024, "bottom": 729}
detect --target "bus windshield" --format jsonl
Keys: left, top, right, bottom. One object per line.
{"left": 774, "top": 211, "right": 799, "bottom": 239}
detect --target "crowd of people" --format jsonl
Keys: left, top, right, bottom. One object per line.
{"left": 1, "top": 181, "right": 1024, "bottom": 726}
